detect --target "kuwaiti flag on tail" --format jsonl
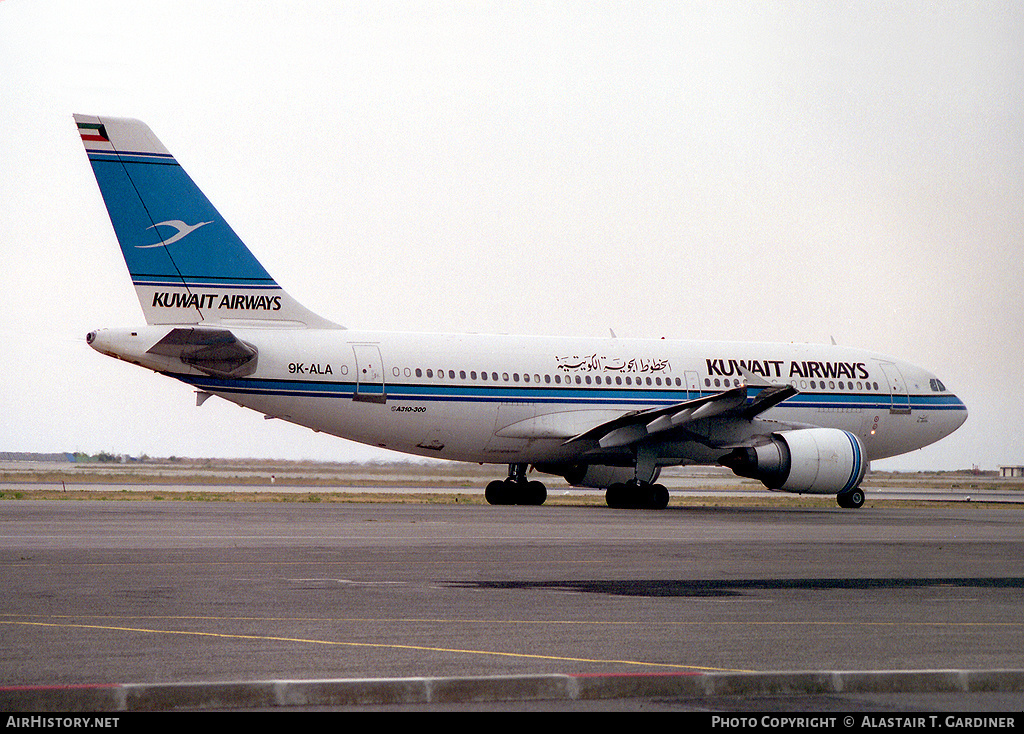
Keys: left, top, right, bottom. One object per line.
{"left": 77, "top": 120, "right": 109, "bottom": 144}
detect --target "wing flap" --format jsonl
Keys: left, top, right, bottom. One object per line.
{"left": 564, "top": 386, "right": 748, "bottom": 446}
{"left": 563, "top": 382, "right": 799, "bottom": 449}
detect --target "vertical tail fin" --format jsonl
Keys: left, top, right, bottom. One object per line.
{"left": 75, "top": 114, "right": 339, "bottom": 328}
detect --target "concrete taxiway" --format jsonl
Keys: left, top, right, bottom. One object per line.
{"left": 2, "top": 496, "right": 1024, "bottom": 710}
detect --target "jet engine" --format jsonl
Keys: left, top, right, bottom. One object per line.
{"left": 720, "top": 428, "right": 866, "bottom": 495}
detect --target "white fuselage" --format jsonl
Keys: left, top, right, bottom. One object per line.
{"left": 89, "top": 326, "right": 968, "bottom": 468}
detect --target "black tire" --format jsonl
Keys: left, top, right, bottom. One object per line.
{"left": 524, "top": 480, "right": 547, "bottom": 506}
{"left": 837, "top": 487, "right": 865, "bottom": 509}
{"left": 650, "top": 483, "right": 670, "bottom": 510}
{"left": 606, "top": 482, "right": 627, "bottom": 508}
{"left": 485, "top": 480, "right": 509, "bottom": 505}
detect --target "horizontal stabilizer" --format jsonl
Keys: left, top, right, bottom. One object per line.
{"left": 147, "top": 327, "right": 258, "bottom": 378}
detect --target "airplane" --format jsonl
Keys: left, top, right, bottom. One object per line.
{"left": 76, "top": 114, "right": 968, "bottom": 510}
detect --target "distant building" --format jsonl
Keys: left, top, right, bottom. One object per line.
{"left": 999, "top": 466, "right": 1024, "bottom": 478}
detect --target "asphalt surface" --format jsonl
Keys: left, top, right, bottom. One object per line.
{"left": 2, "top": 497, "right": 1023, "bottom": 711}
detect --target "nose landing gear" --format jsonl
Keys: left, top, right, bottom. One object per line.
{"left": 836, "top": 487, "right": 866, "bottom": 509}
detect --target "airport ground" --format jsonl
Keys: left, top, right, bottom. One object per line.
{"left": 1, "top": 460, "right": 1023, "bottom": 712}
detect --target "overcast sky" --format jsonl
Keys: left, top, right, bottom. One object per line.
{"left": 1, "top": 1, "right": 1021, "bottom": 470}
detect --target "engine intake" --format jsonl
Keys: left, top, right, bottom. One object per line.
{"left": 721, "top": 428, "right": 866, "bottom": 495}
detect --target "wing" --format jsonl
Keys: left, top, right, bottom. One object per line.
{"left": 563, "top": 382, "right": 799, "bottom": 449}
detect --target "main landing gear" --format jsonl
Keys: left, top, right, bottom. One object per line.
{"left": 485, "top": 463, "right": 547, "bottom": 506}
{"left": 604, "top": 445, "right": 669, "bottom": 510}
{"left": 605, "top": 481, "right": 670, "bottom": 510}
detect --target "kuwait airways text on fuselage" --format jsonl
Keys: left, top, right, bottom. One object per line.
{"left": 706, "top": 358, "right": 870, "bottom": 380}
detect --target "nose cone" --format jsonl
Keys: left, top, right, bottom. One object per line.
{"left": 950, "top": 393, "right": 969, "bottom": 431}
{"left": 930, "top": 382, "right": 968, "bottom": 443}
{"left": 909, "top": 365, "right": 968, "bottom": 446}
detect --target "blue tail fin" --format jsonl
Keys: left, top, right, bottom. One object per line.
{"left": 75, "top": 114, "right": 339, "bottom": 328}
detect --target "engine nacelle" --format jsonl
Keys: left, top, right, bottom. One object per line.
{"left": 721, "top": 428, "right": 866, "bottom": 495}
{"left": 556, "top": 464, "right": 658, "bottom": 489}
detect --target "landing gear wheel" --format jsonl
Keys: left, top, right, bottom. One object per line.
{"left": 649, "top": 483, "right": 670, "bottom": 510}
{"left": 486, "top": 478, "right": 547, "bottom": 506}
{"left": 837, "top": 487, "right": 865, "bottom": 509}
{"left": 525, "top": 480, "right": 547, "bottom": 506}
{"left": 485, "top": 480, "right": 512, "bottom": 505}
{"left": 606, "top": 482, "right": 628, "bottom": 509}
{"left": 606, "top": 482, "right": 670, "bottom": 509}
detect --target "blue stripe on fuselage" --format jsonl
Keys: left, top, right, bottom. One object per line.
{"left": 172, "top": 374, "right": 967, "bottom": 414}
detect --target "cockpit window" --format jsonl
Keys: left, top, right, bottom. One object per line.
{"left": 929, "top": 378, "right": 948, "bottom": 392}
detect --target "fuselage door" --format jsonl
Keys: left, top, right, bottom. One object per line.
{"left": 685, "top": 370, "right": 701, "bottom": 400}
{"left": 352, "top": 344, "right": 386, "bottom": 404}
{"left": 879, "top": 361, "right": 910, "bottom": 414}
